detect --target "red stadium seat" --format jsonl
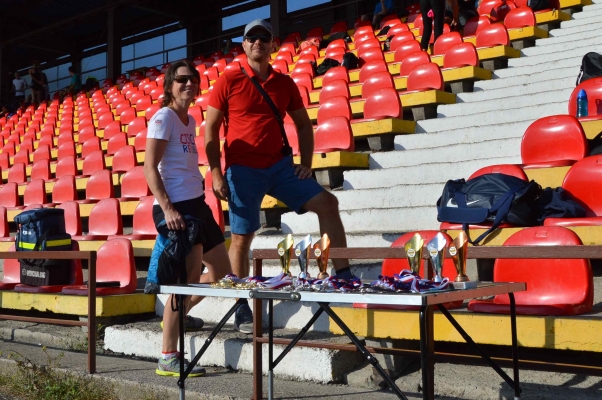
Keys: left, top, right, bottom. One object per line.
{"left": 0, "top": 207, "right": 12, "bottom": 242}
{"left": 489, "top": 0, "right": 515, "bottom": 22}
{"left": 81, "top": 169, "right": 113, "bottom": 202}
{"left": 73, "top": 198, "right": 123, "bottom": 240}
{"left": 317, "top": 96, "right": 352, "bottom": 125}
{"left": 127, "top": 116, "right": 147, "bottom": 137}
{"left": 443, "top": 43, "right": 479, "bottom": 68}
{"left": 62, "top": 238, "right": 136, "bottom": 295}
{"left": 324, "top": 46, "right": 346, "bottom": 62}
{"left": 112, "top": 145, "right": 137, "bottom": 173}
{"left": 390, "top": 32, "right": 417, "bottom": 52}
{"left": 102, "top": 121, "right": 122, "bottom": 141}
{"left": 213, "top": 59, "right": 227, "bottom": 73}
{"left": 97, "top": 112, "right": 114, "bottom": 130}
{"left": 284, "top": 123, "right": 300, "bottom": 156}
{"left": 568, "top": 78, "right": 602, "bottom": 119}
{"left": 81, "top": 137, "right": 102, "bottom": 159}
{"left": 419, "top": 23, "right": 451, "bottom": 44}
{"left": 196, "top": 93, "right": 211, "bottom": 111}
{"left": 300, "top": 45, "right": 320, "bottom": 59}
{"left": 322, "top": 66, "right": 349, "bottom": 86}
{"left": 504, "top": 7, "right": 536, "bottom": 29}
{"left": 203, "top": 67, "right": 220, "bottom": 81}
{"left": 272, "top": 59, "right": 289, "bottom": 74}
{"left": 433, "top": 32, "right": 463, "bottom": 56}
{"left": 319, "top": 79, "right": 350, "bottom": 103}
{"left": 399, "top": 51, "right": 431, "bottom": 76}
{"left": 330, "top": 21, "right": 348, "bottom": 35}
{"left": 58, "top": 201, "right": 82, "bottom": 236}
{"left": 121, "top": 196, "right": 158, "bottom": 240}
{"left": 469, "top": 227, "right": 593, "bottom": 315}
{"left": 119, "top": 166, "right": 150, "bottom": 200}
{"left": 291, "top": 62, "right": 315, "bottom": 78}
{"left": 314, "top": 117, "right": 354, "bottom": 153}
{"left": 14, "top": 149, "right": 30, "bottom": 165}
{"left": 406, "top": 63, "right": 444, "bottom": 92}
{"left": 478, "top": 0, "right": 499, "bottom": 15}
{"left": 470, "top": 164, "right": 528, "bottom": 180}
{"left": 292, "top": 73, "right": 314, "bottom": 91}
{"left": 520, "top": 115, "right": 587, "bottom": 169}
{"left": 476, "top": 24, "right": 510, "bottom": 48}
{"left": 107, "top": 132, "right": 127, "bottom": 155}
{"left": 52, "top": 175, "right": 78, "bottom": 204}
{"left": 387, "top": 24, "right": 411, "bottom": 37}
{"left": 297, "top": 85, "right": 310, "bottom": 107}
{"left": 363, "top": 88, "right": 403, "bottom": 120}
{"left": 275, "top": 51, "right": 294, "bottom": 65}
{"left": 134, "top": 128, "right": 148, "bottom": 151}
{"left": 188, "top": 105, "right": 203, "bottom": 127}
{"left": 119, "top": 107, "right": 137, "bottom": 125}
{"left": 23, "top": 179, "right": 48, "bottom": 206}
{"left": 31, "top": 159, "right": 52, "bottom": 181}
{"left": 0, "top": 183, "right": 19, "bottom": 208}
{"left": 0, "top": 245, "right": 21, "bottom": 289}
{"left": 358, "top": 59, "right": 388, "bottom": 83}
{"left": 57, "top": 140, "right": 76, "bottom": 159}
{"left": 56, "top": 155, "right": 79, "bottom": 179}
{"left": 361, "top": 71, "right": 395, "bottom": 98}
{"left": 145, "top": 104, "right": 161, "bottom": 120}
{"left": 278, "top": 43, "right": 297, "bottom": 55}
{"left": 358, "top": 47, "right": 385, "bottom": 66}
{"left": 8, "top": 163, "right": 26, "bottom": 183}
{"left": 544, "top": 155, "right": 602, "bottom": 226}
{"left": 135, "top": 95, "right": 152, "bottom": 111}
{"left": 326, "top": 39, "right": 348, "bottom": 51}
{"left": 203, "top": 173, "right": 225, "bottom": 233}
{"left": 195, "top": 135, "right": 209, "bottom": 166}
{"left": 306, "top": 27, "right": 323, "bottom": 40}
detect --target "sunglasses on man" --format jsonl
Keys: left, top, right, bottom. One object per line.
{"left": 245, "top": 34, "right": 272, "bottom": 43}
{"left": 174, "top": 75, "right": 200, "bottom": 84}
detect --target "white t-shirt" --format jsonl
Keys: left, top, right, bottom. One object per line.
{"left": 13, "top": 78, "right": 27, "bottom": 96}
{"left": 147, "top": 107, "right": 204, "bottom": 204}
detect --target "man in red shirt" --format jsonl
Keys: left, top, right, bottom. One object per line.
{"left": 205, "top": 19, "right": 352, "bottom": 333}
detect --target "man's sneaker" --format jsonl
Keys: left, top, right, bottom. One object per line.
{"left": 160, "top": 315, "right": 204, "bottom": 331}
{"left": 156, "top": 354, "right": 205, "bottom": 377}
{"left": 234, "top": 303, "right": 254, "bottom": 334}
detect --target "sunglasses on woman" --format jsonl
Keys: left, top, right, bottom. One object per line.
{"left": 245, "top": 34, "right": 272, "bottom": 43}
{"left": 174, "top": 75, "right": 200, "bottom": 84}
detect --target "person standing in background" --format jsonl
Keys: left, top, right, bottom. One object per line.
{"left": 420, "top": 0, "right": 458, "bottom": 51}
{"left": 28, "top": 63, "right": 44, "bottom": 107}
{"left": 12, "top": 71, "right": 27, "bottom": 104}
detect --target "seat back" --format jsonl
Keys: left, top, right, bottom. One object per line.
{"left": 407, "top": 63, "right": 444, "bottom": 91}
{"left": 56, "top": 155, "right": 78, "bottom": 178}
{"left": 96, "top": 239, "right": 136, "bottom": 291}
{"left": 389, "top": 32, "right": 416, "bottom": 52}
{"left": 476, "top": 24, "right": 510, "bottom": 47}
{"left": 0, "top": 183, "right": 19, "bottom": 207}
{"left": 381, "top": 231, "right": 456, "bottom": 279}
{"left": 568, "top": 78, "right": 602, "bottom": 118}
{"left": 361, "top": 71, "right": 395, "bottom": 98}
{"left": 317, "top": 96, "right": 352, "bottom": 125}
{"left": 319, "top": 79, "right": 350, "bottom": 103}
{"left": 2, "top": 245, "right": 22, "bottom": 284}
{"left": 443, "top": 42, "right": 479, "bottom": 68}
{"left": 469, "top": 164, "right": 528, "bottom": 180}
{"left": 58, "top": 201, "right": 82, "bottom": 235}
{"left": 82, "top": 136, "right": 101, "bottom": 158}
{"left": 24, "top": 179, "right": 46, "bottom": 206}
{"left": 107, "top": 132, "right": 127, "bottom": 155}
{"left": 121, "top": 166, "right": 151, "bottom": 198}
{"left": 53, "top": 175, "right": 78, "bottom": 204}
{"left": 358, "top": 60, "right": 388, "bottom": 83}
{"left": 88, "top": 198, "right": 123, "bottom": 235}
{"left": 86, "top": 169, "right": 114, "bottom": 200}
{"left": 0, "top": 207, "right": 9, "bottom": 238}
{"left": 31, "top": 159, "right": 52, "bottom": 181}
{"left": 112, "top": 145, "right": 137, "bottom": 173}
{"left": 314, "top": 116, "right": 354, "bottom": 153}
{"left": 8, "top": 162, "right": 26, "bottom": 183}
{"left": 493, "top": 226, "right": 593, "bottom": 313}
{"left": 520, "top": 115, "right": 588, "bottom": 165}
{"left": 132, "top": 196, "right": 158, "bottom": 235}
{"left": 561, "top": 155, "right": 602, "bottom": 217}
{"left": 322, "top": 66, "right": 350, "bottom": 86}
{"left": 82, "top": 150, "right": 106, "bottom": 176}
{"left": 433, "top": 32, "right": 463, "bottom": 56}
{"left": 399, "top": 51, "right": 431, "bottom": 76}
{"left": 504, "top": 7, "right": 536, "bottom": 29}
{"left": 364, "top": 88, "right": 403, "bottom": 120}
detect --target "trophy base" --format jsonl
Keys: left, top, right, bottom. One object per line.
{"left": 452, "top": 281, "right": 478, "bottom": 290}
{"left": 317, "top": 272, "right": 329, "bottom": 280}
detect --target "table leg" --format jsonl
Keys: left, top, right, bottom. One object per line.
{"left": 268, "top": 299, "right": 274, "bottom": 400}
{"left": 419, "top": 305, "right": 434, "bottom": 400}
{"left": 509, "top": 293, "right": 521, "bottom": 400}
{"left": 318, "top": 302, "right": 409, "bottom": 400}
{"left": 253, "top": 296, "right": 263, "bottom": 400}
{"left": 177, "top": 294, "right": 186, "bottom": 400}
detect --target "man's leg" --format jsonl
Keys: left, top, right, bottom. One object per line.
{"left": 302, "top": 191, "right": 350, "bottom": 272}
{"left": 229, "top": 232, "right": 255, "bottom": 278}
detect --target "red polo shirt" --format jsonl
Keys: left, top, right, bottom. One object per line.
{"left": 208, "top": 58, "right": 304, "bottom": 169}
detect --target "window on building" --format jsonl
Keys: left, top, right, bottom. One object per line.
{"left": 288, "top": 0, "right": 330, "bottom": 13}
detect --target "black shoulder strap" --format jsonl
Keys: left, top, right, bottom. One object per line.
{"left": 241, "top": 68, "right": 292, "bottom": 156}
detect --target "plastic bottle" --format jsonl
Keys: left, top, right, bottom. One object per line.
{"left": 577, "top": 89, "right": 588, "bottom": 118}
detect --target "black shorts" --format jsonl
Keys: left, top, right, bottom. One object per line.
{"left": 152, "top": 195, "right": 225, "bottom": 253}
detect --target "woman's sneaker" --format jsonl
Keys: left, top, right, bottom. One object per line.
{"left": 160, "top": 315, "right": 204, "bottom": 332}
{"left": 156, "top": 354, "right": 205, "bottom": 377}
{"left": 234, "top": 303, "right": 254, "bottom": 334}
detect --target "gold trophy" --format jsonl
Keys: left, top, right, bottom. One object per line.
{"left": 404, "top": 233, "right": 424, "bottom": 275}
{"left": 449, "top": 231, "right": 477, "bottom": 289}
{"left": 277, "top": 234, "right": 294, "bottom": 276}
{"left": 426, "top": 233, "right": 446, "bottom": 283}
{"left": 295, "top": 234, "right": 313, "bottom": 281}
{"left": 314, "top": 233, "right": 330, "bottom": 279}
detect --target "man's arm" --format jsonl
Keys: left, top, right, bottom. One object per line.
{"left": 288, "top": 107, "right": 314, "bottom": 179}
{"left": 447, "top": 0, "right": 459, "bottom": 26}
{"left": 205, "top": 106, "right": 228, "bottom": 200}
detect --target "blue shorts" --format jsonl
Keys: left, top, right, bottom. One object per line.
{"left": 226, "top": 156, "right": 325, "bottom": 234}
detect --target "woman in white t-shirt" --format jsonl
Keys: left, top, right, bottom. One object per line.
{"left": 144, "top": 60, "right": 232, "bottom": 377}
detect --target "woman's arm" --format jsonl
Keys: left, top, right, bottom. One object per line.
{"left": 144, "top": 138, "right": 186, "bottom": 230}
{"left": 447, "top": 0, "right": 460, "bottom": 26}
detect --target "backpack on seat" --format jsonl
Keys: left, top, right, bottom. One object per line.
{"left": 576, "top": 52, "right": 602, "bottom": 86}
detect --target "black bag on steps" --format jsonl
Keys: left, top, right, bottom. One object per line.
{"left": 576, "top": 52, "right": 602, "bottom": 86}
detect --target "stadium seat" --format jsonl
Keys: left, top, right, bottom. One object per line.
{"left": 204, "top": 66, "right": 219, "bottom": 81}
{"left": 272, "top": 59, "right": 289, "bottom": 74}
{"left": 326, "top": 39, "right": 348, "bottom": 51}
{"left": 74, "top": 197, "right": 123, "bottom": 241}
{"left": 134, "top": 128, "right": 148, "bottom": 151}
{"left": 433, "top": 32, "right": 463, "bottom": 56}
{"left": 62, "top": 238, "right": 136, "bottom": 296}
{"left": 489, "top": 0, "right": 514, "bottom": 22}
{"left": 58, "top": 201, "right": 82, "bottom": 236}
{"left": 330, "top": 21, "right": 348, "bottom": 35}
{"left": 97, "top": 112, "right": 114, "bottom": 130}
{"left": 195, "top": 136, "right": 209, "bottom": 166}
{"left": 504, "top": 7, "right": 536, "bottom": 29}
{"left": 80, "top": 169, "right": 114, "bottom": 203}
{"left": 119, "top": 166, "right": 150, "bottom": 200}
{"left": 355, "top": 230, "right": 462, "bottom": 310}
{"left": 306, "top": 27, "right": 323, "bottom": 40}
{"left": 0, "top": 207, "right": 12, "bottom": 242}
{"left": 358, "top": 47, "right": 385, "bottom": 65}
{"left": 387, "top": 24, "right": 411, "bottom": 37}
{"left": 112, "top": 145, "right": 137, "bottom": 173}
{"left": 107, "top": 132, "right": 128, "bottom": 155}
{"left": 390, "top": 32, "right": 417, "bottom": 52}
{"left": 56, "top": 155, "right": 78, "bottom": 178}
{"left": 297, "top": 85, "right": 310, "bottom": 107}
{"left": 81, "top": 137, "right": 102, "bottom": 159}
{"left": 300, "top": 45, "right": 320, "bottom": 59}
{"left": 568, "top": 78, "right": 602, "bottom": 119}
{"left": 361, "top": 71, "right": 395, "bottom": 98}
{"left": 0, "top": 183, "right": 19, "bottom": 208}
{"left": 322, "top": 66, "right": 350, "bottom": 86}
{"left": 119, "top": 108, "right": 137, "bottom": 125}
{"left": 443, "top": 43, "right": 479, "bottom": 68}
{"left": 145, "top": 104, "right": 161, "bottom": 121}
{"left": 52, "top": 175, "right": 78, "bottom": 204}
{"left": 520, "top": 115, "right": 587, "bottom": 169}
{"left": 188, "top": 106, "right": 203, "bottom": 127}
{"left": 57, "top": 141, "right": 76, "bottom": 159}
{"left": 291, "top": 62, "right": 315, "bottom": 77}
{"left": 203, "top": 173, "right": 225, "bottom": 233}
{"left": 470, "top": 164, "right": 528, "bottom": 180}
{"left": 406, "top": 63, "right": 444, "bottom": 92}
{"left": 468, "top": 226, "right": 593, "bottom": 315}
{"left": 478, "top": 0, "right": 499, "bottom": 15}
{"left": 317, "top": 96, "right": 352, "bottom": 125}
{"left": 544, "top": 155, "right": 602, "bottom": 226}
{"left": 358, "top": 59, "right": 388, "bottom": 83}
{"left": 8, "top": 163, "right": 26, "bottom": 183}
{"left": 0, "top": 245, "right": 22, "bottom": 290}
{"left": 314, "top": 116, "right": 354, "bottom": 153}
{"left": 284, "top": 123, "right": 300, "bottom": 156}
{"left": 23, "top": 179, "right": 48, "bottom": 206}
{"left": 0, "top": 153, "right": 8, "bottom": 170}
{"left": 31, "top": 159, "right": 52, "bottom": 181}
{"left": 319, "top": 79, "right": 350, "bottom": 103}
{"left": 14, "top": 241, "right": 84, "bottom": 293}
{"left": 127, "top": 116, "right": 147, "bottom": 137}
{"left": 14, "top": 149, "right": 30, "bottom": 165}
{"left": 363, "top": 88, "right": 403, "bottom": 120}
{"left": 292, "top": 73, "right": 314, "bottom": 91}
{"left": 476, "top": 24, "right": 510, "bottom": 47}
{"left": 115, "top": 196, "right": 157, "bottom": 240}
{"left": 399, "top": 51, "right": 431, "bottom": 76}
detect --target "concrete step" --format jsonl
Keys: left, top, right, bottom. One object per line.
{"left": 457, "top": 76, "right": 575, "bottom": 104}
{"left": 438, "top": 88, "right": 573, "bottom": 117}
{"left": 578, "top": 3, "right": 602, "bottom": 13}
{"left": 418, "top": 101, "right": 565, "bottom": 132}
{"left": 534, "top": 24, "right": 600, "bottom": 45}
{"left": 560, "top": 13, "right": 602, "bottom": 28}
{"left": 396, "top": 120, "right": 530, "bottom": 151}
{"left": 335, "top": 184, "right": 443, "bottom": 209}
{"left": 368, "top": 137, "right": 522, "bottom": 169}
{"left": 510, "top": 44, "right": 602, "bottom": 67}
{"left": 551, "top": 19, "right": 602, "bottom": 35}
{"left": 104, "top": 322, "right": 364, "bottom": 383}
{"left": 474, "top": 66, "right": 575, "bottom": 91}
{"left": 494, "top": 56, "right": 581, "bottom": 78}
{"left": 343, "top": 157, "right": 521, "bottom": 190}
{"left": 520, "top": 36, "right": 602, "bottom": 57}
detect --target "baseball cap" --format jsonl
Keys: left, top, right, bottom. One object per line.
{"left": 243, "top": 19, "right": 273, "bottom": 37}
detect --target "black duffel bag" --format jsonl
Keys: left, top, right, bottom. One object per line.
{"left": 437, "top": 173, "right": 542, "bottom": 244}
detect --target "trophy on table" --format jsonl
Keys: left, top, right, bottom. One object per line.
{"left": 314, "top": 233, "right": 331, "bottom": 279}
{"left": 404, "top": 233, "right": 424, "bottom": 275}
{"left": 449, "top": 231, "right": 477, "bottom": 289}
{"left": 295, "top": 234, "right": 313, "bottom": 281}
{"left": 426, "top": 232, "right": 446, "bottom": 283}
{"left": 277, "top": 234, "right": 294, "bottom": 276}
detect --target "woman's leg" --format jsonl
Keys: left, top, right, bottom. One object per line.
{"left": 420, "top": 0, "right": 434, "bottom": 50}
{"left": 432, "top": 0, "right": 447, "bottom": 44}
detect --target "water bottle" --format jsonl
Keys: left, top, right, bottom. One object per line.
{"left": 577, "top": 89, "right": 588, "bottom": 118}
